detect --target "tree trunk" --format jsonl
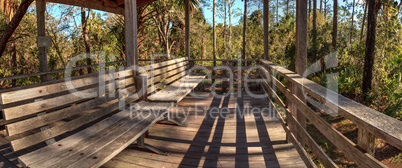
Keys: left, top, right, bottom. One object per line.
{"left": 0, "top": 0, "right": 34, "bottom": 58}
{"left": 10, "top": 34, "right": 16, "bottom": 86}
{"left": 243, "top": 0, "right": 247, "bottom": 63}
{"left": 332, "top": 0, "right": 337, "bottom": 50}
{"left": 309, "top": 0, "right": 311, "bottom": 16}
{"left": 324, "top": 0, "right": 327, "bottom": 17}
{"left": 224, "top": 0, "right": 227, "bottom": 57}
{"left": 276, "top": 0, "right": 279, "bottom": 23}
{"left": 313, "top": 0, "right": 317, "bottom": 61}
{"left": 81, "top": 8, "right": 92, "bottom": 74}
{"left": 213, "top": 0, "right": 216, "bottom": 83}
{"left": 229, "top": 0, "right": 232, "bottom": 51}
{"left": 7, "top": 4, "right": 17, "bottom": 86}
{"left": 360, "top": 1, "right": 368, "bottom": 42}
{"left": 362, "top": 0, "right": 377, "bottom": 97}
{"left": 201, "top": 37, "right": 204, "bottom": 64}
{"left": 350, "top": 0, "right": 355, "bottom": 45}
{"left": 320, "top": 0, "right": 322, "bottom": 13}
{"left": 286, "top": 0, "right": 289, "bottom": 14}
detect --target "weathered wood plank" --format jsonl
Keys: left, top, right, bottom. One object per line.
{"left": 124, "top": 0, "right": 138, "bottom": 70}
{"left": 9, "top": 93, "right": 140, "bottom": 152}
{"left": 147, "top": 71, "right": 187, "bottom": 94}
{"left": 0, "top": 69, "right": 132, "bottom": 105}
{"left": 37, "top": 0, "right": 51, "bottom": 82}
{"left": 23, "top": 103, "right": 171, "bottom": 168}
{"left": 147, "top": 65, "right": 187, "bottom": 86}
{"left": 260, "top": 59, "right": 402, "bottom": 151}
{"left": 148, "top": 74, "right": 206, "bottom": 103}
{"left": 287, "top": 109, "right": 338, "bottom": 168}
{"left": 3, "top": 77, "right": 134, "bottom": 120}
{"left": 18, "top": 106, "right": 135, "bottom": 166}
{"left": 279, "top": 79, "right": 386, "bottom": 167}
{"left": 140, "top": 58, "right": 187, "bottom": 72}
{"left": 141, "top": 61, "right": 188, "bottom": 78}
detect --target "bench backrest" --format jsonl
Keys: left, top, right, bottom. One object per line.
{"left": 0, "top": 69, "right": 139, "bottom": 152}
{"left": 138, "top": 57, "right": 189, "bottom": 94}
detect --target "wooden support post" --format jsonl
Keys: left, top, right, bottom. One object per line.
{"left": 286, "top": 80, "right": 295, "bottom": 143}
{"left": 134, "top": 76, "right": 148, "bottom": 101}
{"left": 223, "top": 61, "right": 228, "bottom": 92}
{"left": 263, "top": 0, "right": 269, "bottom": 60}
{"left": 185, "top": 0, "right": 190, "bottom": 60}
{"left": 294, "top": 0, "right": 308, "bottom": 144}
{"left": 36, "top": 0, "right": 51, "bottom": 82}
{"left": 124, "top": 0, "right": 138, "bottom": 75}
{"left": 357, "top": 126, "right": 376, "bottom": 156}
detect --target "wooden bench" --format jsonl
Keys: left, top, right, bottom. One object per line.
{"left": 139, "top": 57, "right": 206, "bottom": 103}
{"left": 0, "top": 69, "right": 172, "bottom": 168}
{"left": 138, "top": 58, "right": 206, "bottom": 125}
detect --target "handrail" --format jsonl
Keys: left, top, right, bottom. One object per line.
{"left": 190, "top": 59, "right": 258, "bottom": 61}
{"left": 0, "top": 60, "right": 126, "bottom": 82}
{"left": 259, "top": 59, "right": 401, "bottom": 167}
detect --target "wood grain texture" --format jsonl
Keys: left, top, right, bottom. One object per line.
{"left": 139, "top": 57, "right": 187, "bottom": 72}
{"left": 0, "top": 69, "right": 132, "bottom": 104}
{"left": 19, "top": 103, "right": 171, "bottom": 168}
{"left": 9, "top": 92, "right": 140, "bottom": 152}
{"left": 148, "top": 74, "right": 206, "bottom": 103}
{"left": 2, "top": 77, "right": 134, "bottom": 120}
{"left": 260, "top": 59, "right": 402, "bottom": 151}
{"left": 141, "top": 61, "right": 188, "bottom": 78}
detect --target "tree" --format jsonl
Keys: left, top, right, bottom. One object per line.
{"left": 312, "top": 0, "right": 317, "bottom": 60}
{"left": 213, "top": 0, "right": 216, "bottom": 65}
{"left": 228, "top": 0, "right": 232, "bottom": 50}
{"left": 81, "top": 8, "right": 92, "bottom": 73}
{"left": 362, "top": 0, "right": 378, "bottom": 97}
{"left": 0, "top": 0, "right": 34, "bottom": 58}
{"left": 320, "top": 0, "right": 322, "bottom": 13}
{"left": 350, "top": 0, "right": 355, "bottom": 45}
{"left": 332, "top": 0, "right": 337, "bottom": 49}
{"left": 1, "top": 0, "right": 18, "bottom": 85}
{"left": 360, "top": 1, "right": 368, "bottom": 41}
{"left": 242, "top": 0, "right": 247, "bottom": 62}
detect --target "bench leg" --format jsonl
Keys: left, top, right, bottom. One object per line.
{"left": 132, "top": 134, "right": 169, "bottom": 156}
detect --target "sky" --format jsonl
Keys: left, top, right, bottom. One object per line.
{"left": 201, "top": 0, "right": 361, "bottom": 26}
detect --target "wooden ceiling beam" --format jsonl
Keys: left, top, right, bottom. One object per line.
{"left": 45, "top": 0, "right": 157, "bottom": 15}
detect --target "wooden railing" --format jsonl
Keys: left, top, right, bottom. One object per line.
{"left": 189, "top": 59, "right": 259, "bottom": 79}
{"left": 0, "top": 60, "right": 126, "bottom": 82}
{"left": 259, "top": 59, "right": 402, "bottom": 168}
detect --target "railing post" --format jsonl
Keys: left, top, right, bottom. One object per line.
{"left": 357, "top": 126, "right": 376, "bottom": 156}
{"left": 286, "top": 80, "right": 294, "bottom": 143}
{"left": 222, "top": 61, "right": 228, "bottom": 92}
{"left": 134, "top": 76, "right": 148, "bottom": 101}
{"left": 37, "top": 0, "right": 52, "bottom": 82}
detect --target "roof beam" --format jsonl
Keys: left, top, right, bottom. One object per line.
{"left": 45, "top": 0, "right": 156, "bottom": 15}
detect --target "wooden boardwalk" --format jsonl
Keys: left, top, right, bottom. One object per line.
{"left": 103, "top": 92, "right": 306, "bottom": 168}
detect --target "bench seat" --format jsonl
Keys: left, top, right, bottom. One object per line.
{"left": 18, "top": 102, "right": 171, "bottom": 168}
{"left": 148, "top": 74, "right": 206, "bottom": 103}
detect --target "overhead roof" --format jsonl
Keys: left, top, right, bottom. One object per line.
{"left": 46, "top": 0, "right": 158, "bottom": 15}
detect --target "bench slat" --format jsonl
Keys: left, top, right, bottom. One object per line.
{"left": 148, "top": 74, "right": 206, "bottom": 103}
{"left": 141, "top": 61, "right": 188, "bottom": 79}
{"left": 20, "top": 102, "right": 171, "bottom": 168}
{"left": 139, "top": 57, "right": 187, "bottom": 72}
{"left": 18, "top": 108, "right": 132, "bottom": 166}
{"left": 9, "top": 92, "right": 140, "bottom": 152}
{"left": 0, "top": 70, "right": 133, "bottom": 105}
{"left": 3, "top": 77, "right": 134, "bottom": 120}
{"left": 6, "top": 85, "right": 135, "bottom": 136}
{"left": 147, "top": 71, "right": 187, "bottom": 94}
{"left": 148, "top": 65, "right": 187, "bottom": 86}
